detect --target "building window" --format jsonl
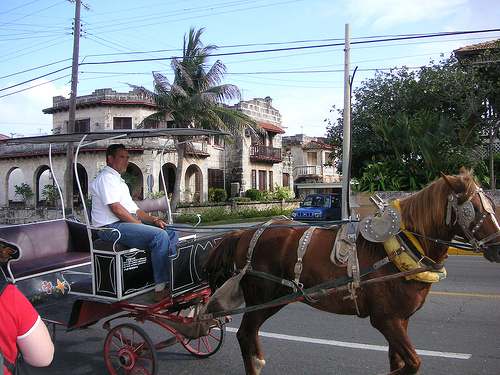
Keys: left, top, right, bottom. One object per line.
{"left": 258, "top": 170, "right": 266, "bottom": 192}
{"left": 269, "top": 171, "right": 273, "bottom": 192}
{"left": 208, "top": 169, "right": 224, "bottom": 189}
{"left": 75, "top": 119, "right": 90, "bottom": 133}
{"left": 251, "top": 170, "right": 256, "bottom": 189}
{"left": 283, "top": 173, "right": 290, "bottom": 188}
{"left": 113, "top": 117, "right": 132, "bottom": 129}
{"left": 307, "top": 151, "right": 317, "bottom": 165}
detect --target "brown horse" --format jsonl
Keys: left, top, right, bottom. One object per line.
{"left": 203, "top": 169, "right": 500, "bottom": 375}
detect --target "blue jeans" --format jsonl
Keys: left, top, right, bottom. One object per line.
{"left": 98, "top": 222, "right": 179, "bottom": 285}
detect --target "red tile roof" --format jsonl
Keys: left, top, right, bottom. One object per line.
{"left": 454, "top": 39, "right": 500, "bottom": 53}
{"left": 303, "top": 140, "right": 332, "bottom": 150}
{"left": 257, "top": 121, "right": 285, "bottom": 134}
{"left": 0, "top": 134, "right": 10, "bottom": 140}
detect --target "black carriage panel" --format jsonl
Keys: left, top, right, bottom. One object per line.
{"left": 170, "top": 233, "right": 223, "bottom": 297}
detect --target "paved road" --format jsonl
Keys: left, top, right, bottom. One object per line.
{"left": 32, "top": 255, "right": 499, "bottom": 375}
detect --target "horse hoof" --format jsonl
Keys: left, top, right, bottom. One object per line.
{"left": 253, "top": 356, "right": 266, "bottom": 375}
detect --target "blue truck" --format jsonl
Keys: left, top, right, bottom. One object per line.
{"left": 290, "top": 193, "right": 342, "bottom": 221}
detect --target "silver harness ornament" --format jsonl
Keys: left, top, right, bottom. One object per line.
{"left": 446, "top": 186, "right": 500, "bottom": 252}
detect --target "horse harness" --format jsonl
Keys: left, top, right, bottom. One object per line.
{"left": 446, "top": 186, "right": 500, "bottom": 252}
{"left": 234, "top": 186, "right": 499, "bottom": 312}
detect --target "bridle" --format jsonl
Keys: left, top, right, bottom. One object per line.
{"left": 446, "top": 185, "right": 500, "bottom": 252}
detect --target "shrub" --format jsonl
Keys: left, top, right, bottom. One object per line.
{"left": 273, "top": 184, "right": 292, "bottom": 200}
{"left": 209, "top": 188, "right": 227, "bottom": 202}
{"left": 14, "top": 183, "right": 34, "bottom": 203}
{"left": 148, "top": 190, "right": 165, "bottom": 199}
{"left": 245, "top": 189, "right": 262, "bottom": 201}
{"left": 41, "top": 184, "right": 59, "bottom": 206}
{"left": 199, "top": 207, "right": 231, "bottom": 222}
{"left": 262, "top": 190, "right": 273, "bottom": 201}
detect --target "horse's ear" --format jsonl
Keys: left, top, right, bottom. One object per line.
{"left": 440, "top": 171, "right": 457, "bottom": 191}
{"left": 460, "top": 166, "right": 468, "bottom": 174}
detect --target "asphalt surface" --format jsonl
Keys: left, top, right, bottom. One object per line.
{"left": 28, "top": 255, "right": 499, "bottom": 375}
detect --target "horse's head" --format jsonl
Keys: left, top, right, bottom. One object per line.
{"left": 442, "top": 168, "right": 500, "bottom": 263}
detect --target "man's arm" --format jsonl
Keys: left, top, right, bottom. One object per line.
{"left": 108, "top": 202, "right": 142, "bottom": 224}
{"left": 108, "top": 202, "right": 167, "bottom": 229}
{"left": 137, "top": 209, "right": 167, "bottom": 229}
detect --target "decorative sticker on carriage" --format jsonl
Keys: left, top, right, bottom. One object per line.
{"left": 0, "top": 241, "right": 19, "bottom": 264}
{"left": 40, "top": 279, "right": 68, "bottom": 296}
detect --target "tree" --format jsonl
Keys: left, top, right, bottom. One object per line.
{"left": 326, "top": 56, "right": 494, "bottom": 189}
{"left": 131, "top": 28, "right": 258, "bottom": 211}
{"left": 14, "top": 183, "right": 34, "bottom": 204}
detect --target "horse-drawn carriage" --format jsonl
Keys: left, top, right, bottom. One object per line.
{"left": 0, "top": 129, "right": 231, "bottom": 374}
{"left": 1, "top": 129, "right": 500, "bottom": 375}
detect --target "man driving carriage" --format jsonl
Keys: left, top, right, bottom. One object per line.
{"left": 91, "top": 144, "right": 179, "bottom": 302}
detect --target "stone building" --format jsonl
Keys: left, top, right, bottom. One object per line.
{"left": 282, "top": 134, "right": 341, "bottom": 198}
{"left": 0, "top": 89, "right": 288, "bottom": 207}
{"left": 227, "top": 96, "right": 291, "bottom": 196}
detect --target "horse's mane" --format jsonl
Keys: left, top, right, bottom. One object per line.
{"left": 398, "top": 169, "right": 477, "bottom": 239}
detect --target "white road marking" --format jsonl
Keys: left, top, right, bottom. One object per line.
{"left": 226, "top": 327, "right": 471, "bottom": 360}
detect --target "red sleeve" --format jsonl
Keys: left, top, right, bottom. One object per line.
{"left": 11, "top": 286, "right": 39, "bottom": 338}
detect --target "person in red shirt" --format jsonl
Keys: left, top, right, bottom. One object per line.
{"left": 0, "top": 283, "right": 54, "bottom": 374}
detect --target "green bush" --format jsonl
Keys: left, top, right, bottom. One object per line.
{"left": 209, "top": 188, "right": 227, "bottom": 202}
{"left": 245, "top": 189, "right": 262, "bottom": 201}
{"left": 41, "top": 184, "right": 59, "bottom": 206}
{"left": 262, "top": 190, "right": 273, "bottom": 201}
{"left": 14, "top": 183, "right": 34, "bottom": 203}
{"left": 199, "top": 207, "right": 232, "bottom": 222}
{"left": 234, "top": 197, "right": 251, "bottom": 202}
{"left": 273, "top": 184, "right": 292, "bottom": 200}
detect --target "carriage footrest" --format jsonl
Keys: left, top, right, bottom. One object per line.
{"left": 70, "top": 278, "right": 92, "bottom": 295}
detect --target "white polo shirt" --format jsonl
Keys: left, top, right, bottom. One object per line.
{"left": 91, "top": 166, "right": 139, "bottom": 227}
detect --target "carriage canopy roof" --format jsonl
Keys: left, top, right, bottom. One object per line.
{"left": 0, "top": 128, "right": 228, "bottom": 145}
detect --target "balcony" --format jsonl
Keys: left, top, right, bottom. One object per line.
{"left": 250, "top": 144, "right": 282, "bottom": 163}
{"left": 186, "top": 141, "right": 209, "bottom": 157}
{"left": 293, "top": 165, "right": 337, "bottom": 181}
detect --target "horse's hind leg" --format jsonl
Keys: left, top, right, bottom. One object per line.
{"left": 371, "top": 317, "right": 421, "bottom": 375}
{"left": 237, "top": 306, "right": 284, "bottom": 375}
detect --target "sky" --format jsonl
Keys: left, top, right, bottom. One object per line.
{"left": 0, "top": 0, "right": 499, "bottom": 138}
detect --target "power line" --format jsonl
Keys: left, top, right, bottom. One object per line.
{"left": 77, "top": 28, "right": 500, "bottom": 66}
{"left": 3, "top": 28, "right": 500, "bottom": 98}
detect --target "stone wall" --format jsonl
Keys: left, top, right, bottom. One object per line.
{"left": 0, "top": 200, "right": 301, "bottom": 225}
{"left": 3, "top": 189, "right": 500, "bottom": 225}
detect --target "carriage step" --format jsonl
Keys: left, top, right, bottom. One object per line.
{"left": 70, "top": 278, "right": 92, "bottom": 295}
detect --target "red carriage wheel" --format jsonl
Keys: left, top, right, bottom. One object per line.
{"left": 104, "top": 323, "right": 158, "bottom": 375}
{"left": 177, "top": 306, "right": 226, "bottom": 357}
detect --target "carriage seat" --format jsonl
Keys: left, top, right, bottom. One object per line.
{"left": 92, "top": 224, "right": 196, "bottom": 252}
{"left": 92, "top": 196, "right": 196, "bottom": 253}
{"left": 0, "top": 219, "right": 91, "bottom": 281}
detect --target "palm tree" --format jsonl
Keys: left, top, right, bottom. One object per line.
{"left": 131, "top": 28, "right": 259, "bottom": 211}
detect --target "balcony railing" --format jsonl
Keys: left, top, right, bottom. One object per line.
{"left": 293, "top": 165, "right": 336, "bottom": 180}
{"left": 250, "top": 144, "right": 282, "bottom": 163}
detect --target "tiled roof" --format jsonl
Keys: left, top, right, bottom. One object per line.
{"left": 454, "top": 39, "right": 500, "bottom": 54}
{"left": 0, "top": 134, "right": 10, "bottom": 140}
{"left": 302, "top": 140, "right": 332, "bottom": 150}
{"left": 257, "top": 121, "right": 285, "bottom": 134}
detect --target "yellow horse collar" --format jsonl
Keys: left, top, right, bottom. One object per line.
{"left": 385, "top": 200, "right": 446, "bottom": 283}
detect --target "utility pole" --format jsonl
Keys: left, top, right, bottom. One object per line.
{"left": 341, "top": 23, "right": 351, "bottom": 220}
{"left": 64, "top": 0, "right": 81, "bottom": 213}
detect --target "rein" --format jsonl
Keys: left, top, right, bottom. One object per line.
{"left": 201, "top": 264, "right": 432, "bottom": 320}
{"left": 446, "top": 186, "right": 500, "bottom": 252}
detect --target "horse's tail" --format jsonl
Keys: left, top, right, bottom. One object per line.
{"left": 203, "top": 229, "right": 245, "bottom": 292}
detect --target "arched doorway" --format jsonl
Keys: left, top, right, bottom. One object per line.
{"left": 36, "top": 166, "right": 52, "bottom": 206}
{"left": 185, "top": 165, "right": 202, "bottom": 203}
{"left": 160, "top": 163, "right": 176, "bottom": 198}
{"left": 7, "top": 167, "right": 26, "bottom": 205}
{"left": 73, "top": 163, "right": 88, "bottom": 207}
{"left": 123, "top": 163, "right": 143, "bottom": 200}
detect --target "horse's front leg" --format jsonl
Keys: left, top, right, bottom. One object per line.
{"left": 371, "top": 316, "right": 421, "bottom": 375}
{"left": 237, "top": 306, "right": 284, "bottom": 375}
